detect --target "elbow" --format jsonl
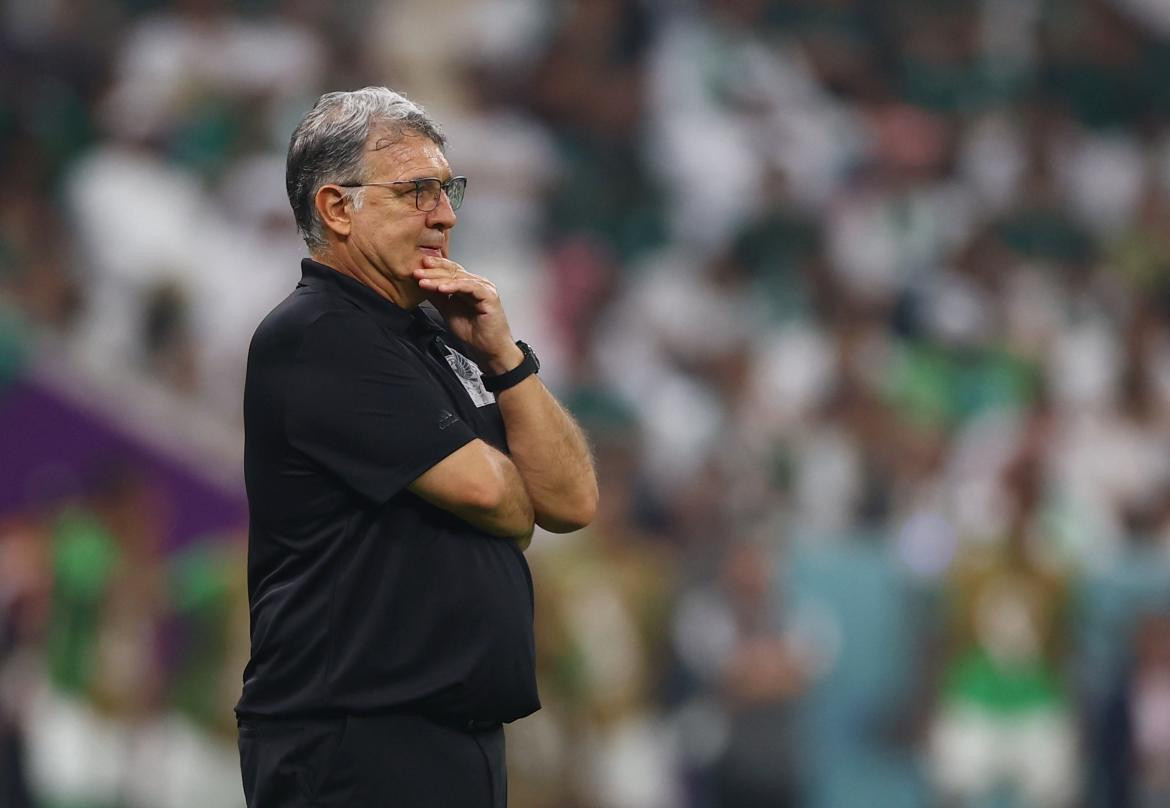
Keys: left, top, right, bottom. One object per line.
{"left": 468, "top": 467, "right": 535, "bottom": 537}
{"left": 575, "top": 481, "right": 600, "bottom": 528}
{"left": 464, "top": 471, "right": 510, "bottom": 513}
{"left": 539, "top": 481, "right": 599, "bottom": 534}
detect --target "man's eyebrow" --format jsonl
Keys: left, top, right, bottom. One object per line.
{"left": 398, "top": 172, "right": 452, "bottom": 182}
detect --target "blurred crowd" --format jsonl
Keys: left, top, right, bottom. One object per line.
{"left": 4, "top": 0, "right": 1170, "bottom": 806}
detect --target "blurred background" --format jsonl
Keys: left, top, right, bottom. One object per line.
{"left": 3, "top": 0, "right": 1170, "bottom": 806}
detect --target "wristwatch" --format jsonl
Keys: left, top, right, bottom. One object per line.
{"left": 481, "top": 341, "right": 539, "bottom": 393}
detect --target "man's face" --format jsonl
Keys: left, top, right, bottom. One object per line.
{"left": 348, "top": 130, "right": 456, "bottom": 291}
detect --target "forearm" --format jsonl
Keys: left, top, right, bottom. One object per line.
{"left": 494, "top": 376, "right": 598, "bottom": 533}
{"left": 446, "top": 452, "right": 535, "bottom": 543}
{"left": 408, "top": 439, "right": 535, "bottom": 546}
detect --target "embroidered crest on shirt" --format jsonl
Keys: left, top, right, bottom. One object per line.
{"left": 444, "top": 347, "right": 496, "bottom": 407}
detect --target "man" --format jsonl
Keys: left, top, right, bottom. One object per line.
{"left": 235, "top": 87, "right": 598, "bottom": 807}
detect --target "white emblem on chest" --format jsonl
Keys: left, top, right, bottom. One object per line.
{"left": 445, "top": 347, "right": 496, "bottom": 408}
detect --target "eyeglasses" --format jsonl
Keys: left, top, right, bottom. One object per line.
{"left": 339, "top": 176, "right": 467, "bottom": 212}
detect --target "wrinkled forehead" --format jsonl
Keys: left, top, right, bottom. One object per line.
{"left": 361, "top": 127, "right": 450, "bottom": 180}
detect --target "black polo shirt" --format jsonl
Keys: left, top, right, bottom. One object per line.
{"left": 235, "top": 259, "right": 539, "bottom": 726}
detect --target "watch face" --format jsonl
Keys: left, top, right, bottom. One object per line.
{"left": 518, "top": 341, "right": 539, "bottom": 372}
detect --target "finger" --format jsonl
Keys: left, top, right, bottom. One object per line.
{"left": 416, "top": 257, "right": 494, "bottom": 286}
{"left": 414, "top": 267, "right": 467, "bottom": 284}
{"left": 420, "top": 279, "right": 490, "bottom": 299}
{"left": 414, "top": 266, "right": 496, "bottom": 291}
{"left": 419, "top": 256, "right": 464, "bottom": 274}
{"left": 416, "top": 276, "right": 496, "bottom": 301}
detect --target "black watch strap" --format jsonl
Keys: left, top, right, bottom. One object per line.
{"left": 481, "top": 341, "right": 539, "bottom": 393}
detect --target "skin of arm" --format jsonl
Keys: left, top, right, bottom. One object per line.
{"left": 414, "top": 257, "right": 599, "bottom": 534}
{"left": 408, "top": 438, "right": 536, "bottom": 549}
{"left": 492, "top": 373, "right": 598, "bottom": 533}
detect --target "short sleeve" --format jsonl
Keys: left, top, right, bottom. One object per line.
{"left": 285, "top": 312, "right": 477, "bottom": 503}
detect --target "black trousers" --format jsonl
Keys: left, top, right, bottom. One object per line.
{"left": 238, "top": 713, "right": 506, "bottom": 807}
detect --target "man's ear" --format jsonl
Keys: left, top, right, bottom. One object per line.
{"left": 315, "top": 185, "right": 354, "bottom": 239}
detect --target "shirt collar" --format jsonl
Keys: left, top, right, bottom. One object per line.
{"left": 299, "top": 258, "right": 436, "bottom": 337}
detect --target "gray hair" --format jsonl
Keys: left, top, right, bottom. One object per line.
{"left": 286, "top": 87, "right": 446, "bottom": 250}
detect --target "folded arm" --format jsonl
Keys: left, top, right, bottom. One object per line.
{"left": 408, "top": 439, "right": 536, "bottom": 549}
{"left": 491, "top": 364, "right": 598, "bottom": 533}
{"left": 414, "top": 259, "right": 598, "bottom": 534}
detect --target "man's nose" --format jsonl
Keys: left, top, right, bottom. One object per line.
{"left": 427, "top": 191, "right": 457, "bottom": 230}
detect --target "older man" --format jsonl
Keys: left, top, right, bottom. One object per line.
{"left": 235, "top": 87, "right": 597, "bottom": 807}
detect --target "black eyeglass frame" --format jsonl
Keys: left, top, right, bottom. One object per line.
{"left": 338, "top": 176, "right": 467, "bottom": 212}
